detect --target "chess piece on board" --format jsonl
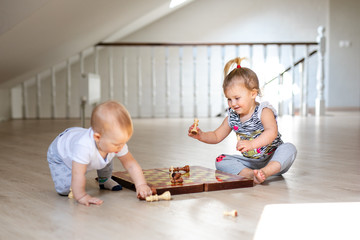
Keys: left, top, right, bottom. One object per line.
{"left": 172, "top": 172, "right": 182, "bottom": 180}
{"left": 170, "top": 172, "right": 184, "bottom": 184}
{"left": 171, "top": 177, "right": 184, "bottom": 184}
{"left": 191, "top": 118, "right": 199, "bottom": 134}
{"left": 169, "top": 165, "right": 190, "bottom": 173}
{"left": 146, "top": 191, "right": 172, "bottom": 202}
{"left": 223, "top": 210, "right": 238, "bottom": 217}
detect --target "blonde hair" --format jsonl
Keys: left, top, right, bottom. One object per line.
{"left": 223, "top": 57, "right": 261, "bottom": 96}
{"left": 91, "top": 101, "right": 133, "bottom": 137}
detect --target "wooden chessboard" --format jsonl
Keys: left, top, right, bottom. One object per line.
{"left": 112, "top": 166, "right": 253, "bottom": 195}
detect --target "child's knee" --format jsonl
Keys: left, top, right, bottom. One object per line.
{"left": 56, "top": 187, "right": 70, "bottom": 196}
{"left": 284, "top": 143, "right": 297, "bottom": 162}
{"left": 276, "top": 143, "right": 297, "bottom": 173}
{"left": 215, "top": 154, "right": 244, "bottom": 175}
{"left": 53, "top": 176, "right": 71, "bottom": 196}
{"left": 215, "top": 154, "right": 228, "bottom": 170}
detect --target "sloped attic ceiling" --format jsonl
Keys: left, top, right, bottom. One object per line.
{"left": 0, "top": 0, "right": 193, "bottom": 88}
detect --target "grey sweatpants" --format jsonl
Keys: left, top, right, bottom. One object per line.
{"left": 215, "top": 143, "right": 297, "bottom": 175}
{"left": 47, "top": 137, "right": 114, "bottom": 195}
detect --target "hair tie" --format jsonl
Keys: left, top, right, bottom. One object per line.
{"left": 237, "top": 64, "right": 241, "bottom": 68}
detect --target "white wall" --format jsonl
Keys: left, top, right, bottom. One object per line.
{"left": 123, "top": 0, "right": 328, "bottom": 42}
{"left": 328, "top": 0, "right": 360, "bottom": 109}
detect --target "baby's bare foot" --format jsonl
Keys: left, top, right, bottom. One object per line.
{"left": 253, "top": 169, "right": 266, "bottom": 184}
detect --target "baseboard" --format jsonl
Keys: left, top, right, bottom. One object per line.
{"left": 326, "top": 107, "right": 360, "bottom": 112}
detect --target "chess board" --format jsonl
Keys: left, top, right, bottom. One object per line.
{"left": 112, "top": 166, "right": 253, "bottom": 195}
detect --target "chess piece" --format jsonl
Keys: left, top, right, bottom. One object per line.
{"left": 191, "top": 118, "right": 199, "bottom": 134}
{"left": 171, "top": 165, "right": 190, "bottom": 173}
{"left": 137, "top": 188, "right": 157, "bottom": 200}
{"left": 170, "top": 172, "right": 183, "bottom": 184}
{"left": 171, "top": 177, "right": 183, "bottom": 184}
{"left": 68, "top": 188, "right": 73, "bottom": 199}
{"left": 180, "top": 165, "right": 190, "bottom": 173}
{"left": 146, "top": 191, "right": 172, "bottom": 202}
{"left": 172, "top": 172, "right": 182, "bottom": 180}
{"left": 223, "top": 210, "right": 238, "bottom": 217}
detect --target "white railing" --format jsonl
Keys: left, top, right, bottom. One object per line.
{"left": 11, "top": 27, "right": 326, "bottom": 119}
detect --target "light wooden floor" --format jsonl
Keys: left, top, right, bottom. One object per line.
{"left": 0, "top": 112, "right": 359, "bottom": 240}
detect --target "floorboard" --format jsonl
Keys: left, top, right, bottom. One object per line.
{"left": 0, "top": 112, "right": 359, "bottom": 239}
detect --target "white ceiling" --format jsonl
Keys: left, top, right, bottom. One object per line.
{"left": 0, "top": 0, "right": 192, "bottom": 87}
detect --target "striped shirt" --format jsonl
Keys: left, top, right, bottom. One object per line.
{"left": 227, "top": 102, "right": 283, "bottom": 159}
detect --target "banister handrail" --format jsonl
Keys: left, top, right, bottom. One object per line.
{"left": 96, "top": 41, "right": 318, "bottom": 47}
{"left": 263, "top": 49, "right": 318, "bottom": 88}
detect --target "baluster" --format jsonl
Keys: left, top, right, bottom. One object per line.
{"left": 221, "top": 45, "right": 225, "bottom": 114}
{"left": 264, "top": 44, "right": 268, "bottom": 64}
{"left": 66, "top": 59, "right": 71, "bottom": 119}
{"left": 302, "top": 45, "right": 309, "bottom": 116}
{"left": 137, "top": 55, "right": 142, "bottom": 118}
{"left": 290, "top": 45, "right": 295, "bottom": 116}
{"left": 193, "top": 46, "right": 197, "bottom": 117}
{"left": 22, "top": 81, "right": 27, "bottom": 119}
{"left": 277, "top": 74, "right": 284, "bottom": 116}
{"left": 151, "top": 47, "right": 156, "bottom": 118}
{"left": 108, "top": 48, "right": 114, "bottom": 100}
{"left": 249, "top": 44, "right": 253, "bottom": 68}
{"left": 51, "top": 66, "right": 56, "bottom": 119}
{"left": 207, "top": 46, "right": 211, "bottom": 117}
{"left": 277, "top": 45, "right": 283, "bottom": 116}
{"left": 236, "top": 45, "right": 240, "bottom": 57}
{"left": 299, "top": 62, "right": 304, "bottom": 116}
{"left": 36, "top": 73, "right": 41, "bottom": 119}
{"left": 316, "top": 26, "right": 326, "bottom": 116}
{"left": 122, "top": 54, "right": 128, "bottom": 107}
{"left": 80, "top": 51, "right": 84, "bottom": 74}
{"left": 94, "top": 46, "right": 99, "bottom": 75}
{"left": 179, "top": 47, "right": 183, "bottom": 118}
{"left": 165, "top": 47, "right": 170, "bottom": 118}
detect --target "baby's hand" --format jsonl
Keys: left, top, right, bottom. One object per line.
{"left": 136, "top": 184, "right": 153, "bottom": 199}
{"left": 188, "top": 125, "right": 202, "bottom": 139}
{"left": 77, "top": 194, "right": 103, "bottom": 206}
{"left": 237, "top": 140, "right": 253, "bottom": 153}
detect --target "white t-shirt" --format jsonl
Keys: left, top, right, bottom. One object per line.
{"left": 56, "top": 127, "right": 128, "bottom": 171}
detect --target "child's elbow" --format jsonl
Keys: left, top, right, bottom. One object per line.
{"left": 270, "top": 130, "right": 278, "bottom": 142}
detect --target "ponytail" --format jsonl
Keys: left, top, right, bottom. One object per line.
{"left": 223, "top": 57, "right": 261, "bottom": 96}
{"left": 223, "top": 57, "right": 246, "bottom": 79}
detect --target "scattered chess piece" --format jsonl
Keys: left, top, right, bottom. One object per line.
{"left": 223, "top": 210, "right": 238, "bottom": 217}
{"left": 138, "top": 188, "right": 157, "bottom": 200}
{"left": 146, "top": 191, "right": 172, "bottom": 202}
{"left": 68, "top": 188, "right": 73, "bottom": 199}
{"left": 191, "top": 118, "right": 199, "bottom": 134}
